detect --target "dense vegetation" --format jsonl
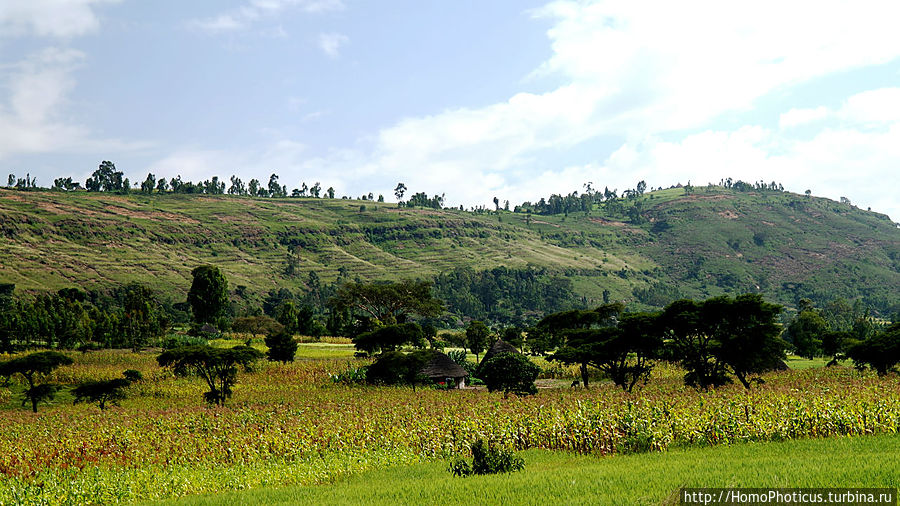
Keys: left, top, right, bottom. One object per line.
{"left": 2, "top": 177, "right": 898, "bottom": 324}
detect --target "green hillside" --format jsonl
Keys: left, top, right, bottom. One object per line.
{"left": 1, "top": 186, "right": 898, "bottom": 315}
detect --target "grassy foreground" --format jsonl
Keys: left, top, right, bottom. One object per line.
{"left": 170, "top": 434, "right": 900, "bottom": 505}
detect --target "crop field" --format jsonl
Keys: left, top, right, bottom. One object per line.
{"left": 1, "top": 346, "right": 899, "bottom": 504}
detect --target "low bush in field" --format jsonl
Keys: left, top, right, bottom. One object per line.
{"left": 449, "top": 439, "right": 524, "bottom": 476}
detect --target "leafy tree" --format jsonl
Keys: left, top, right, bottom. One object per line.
{"left": 466, "top": 321, "right": 491, "bottom": 362}
{"left": 248, "top": 178, "right": 260, "bottom": 197}
{"left": 785, "top": 310, "right": 827, "bottom": 359}
{"left": 264, "top": 329, "right": 297, "bottom": 363}
{"left": 330, "top": 280, "right": 443, "bottom": 330}
{"left": 187, "top": 265, "right": 229, "bottom": 325}
{"left": 73, "top": 370, "right": 138, "bottom": 410}
{"left": 710, "top": 294, "right": 786, "bottom": 388}
{"left": 847, "top": 322, "right": 900, "bottom": 375}
{"left": 232, "top": 315, "right": 283, "bottom": 338}
{"left": 276, "top": 301, "right": 300, "bottom": 335}
{"left": 156, "top": 177, "right": 169, "bottom": 192}
{"left": 353, "top": 323, "right": 426, "bottom": 355}
{"left": 538, "top": 304, "right": 623, "bottom": 386}
{"left": 822, "top": 330, "right": 852, "bottom": 366}
{"left": 501, "top": 327, "right": 524, "bottom": 350}
{"left": 121, "top": 282, "right": 168, "bottom": 351}
{"left": 394, "top": 182, "right": 407, "bottom": 205}
{"left": 85, "top": 161, "right": 124, "bottom": 192}
{"left": 157, "top": 345, "right": 263, "bottom": 405}
{"left": 662, "top": 295, "right": 786, "bottom": 389}
{"left": 480, "top": 352, "right": 540, "bottom": 396}
{"left": 550, "top": 312, "right": 661, "bottom": 391}
{"left": 141, "top": 173, "right": 156, "bottom": 194}
{"left": 0, "top": 351, "right": 73, "bottom": 412}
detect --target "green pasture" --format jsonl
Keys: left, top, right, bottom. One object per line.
{"left": 171, "top": 434, "right": 900, "bottom": 505}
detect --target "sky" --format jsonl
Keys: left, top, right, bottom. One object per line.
{"left": 1, "top": 0, "right": 899, "bottom": 220}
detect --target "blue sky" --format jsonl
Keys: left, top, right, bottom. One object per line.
{"left": 1, "top": 0, "right": 899, "bottom": 220}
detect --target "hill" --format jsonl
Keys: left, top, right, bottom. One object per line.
{"left": 1, "top": 186, "right": 898, "bottom": 317}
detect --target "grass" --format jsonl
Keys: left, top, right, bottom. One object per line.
{"left": 169, "top": 434, "right": 900, "bottom": 505}
{"left": 1, "top": 187, "right": 897, "bottom": 313}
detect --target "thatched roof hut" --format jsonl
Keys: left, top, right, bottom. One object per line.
{"left": 420, "top": 352, "right": 468, "bottom": 389}
{"left": 476, "top": 339, "right": 520, "bottom": 376}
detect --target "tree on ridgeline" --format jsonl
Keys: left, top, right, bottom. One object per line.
{"left": 141, "top": 173, "right": 156, "bottom": 194}
{"left": 0, "top": 351, "right": 73, "bottom": 412}
{"left": 187, "top": 265, "right": 229, "bottom": 326}
{"left": 157, "top": 345, "right": 263, "bottom": 406}
{"left": 394, "top": 182, "right": 407, "bottom": 206}
{"left": 85, "top": 161, "right": 124, "bottom": 192}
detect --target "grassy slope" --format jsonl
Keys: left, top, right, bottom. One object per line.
{"left": 170, "top": 434, "right": 900, "bottom": 505}
{"left": 1, "top": 187, "right": 897, "bottom": 310}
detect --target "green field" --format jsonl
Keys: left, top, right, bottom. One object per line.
{"left": 1, "top": 186, "right": 898, "bottom": 313}
{"left": 171, "top": 435, "right": 900, "bottom": 505}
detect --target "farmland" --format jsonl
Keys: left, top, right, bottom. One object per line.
{"left": 1, "top": 344, "right": 899, "bottom": 504}
{"left": 1, "top": 186, "right": 898, "bottom": 316}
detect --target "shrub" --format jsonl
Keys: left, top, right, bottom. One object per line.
{"left": 480, "top": 352, "right": 540, "bottom": 396}
{"left": 265, "top": 329, "right": 298, "bottom": 363}
{"left": 449, "top": 439, "right": 524, "bottom": 477}
{"left": 330, "top": 364, "right": 367, "bottom": 385}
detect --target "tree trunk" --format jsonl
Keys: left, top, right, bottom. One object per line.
{"left": 580, "top": 363, "right": 589, "bottom": 388}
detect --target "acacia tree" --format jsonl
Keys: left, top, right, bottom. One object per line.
{"left": 550, "top": 311, "right": 661, "bottom": 392}
{"left": 157, "top": 345, "right": 263, "bottom": 406}
{"left": 0, "top": 351, "right": 73, "bottom": 412}
{"left": 330, "top": 280, "right": 443, "bottom": 333}
{"left": 353, "top": 322, "right": 426, "bottom": 355}
{"left": 538, "top": 303, "right": 623, "bottom": 387}
{"left": 662, "top": 294, "right": 786, "bottom": 389}
{"left": 187, "top": 265, "right": 229, "bottom": 325}
{"left": 73, "top": 370, "right": 140, "bottom": 411}
{"left": 847, "top": 322, "right": 900, "bottom": 375}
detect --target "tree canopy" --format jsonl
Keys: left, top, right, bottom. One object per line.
{"left": 330, "top": 280, "right": 443, "bottom": 330}
{"left": 187, "top": 265, "right": 229, "bottom": 325}
{"left": 157, "top": 345, "right": 262, "bottom": 406}
{"left": 0, "top": 351, "right": 73, "bottom": 412}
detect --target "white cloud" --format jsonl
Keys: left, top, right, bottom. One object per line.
{"left": 318, "top": 32, "right": 348, "bottom": 58}
{"left": 335, "top": 0, "right": 900, "bottom": 215}
{"left": 779, "top": 107, "right": 831, "bottom": 129}
{"left": 0, "top": 0, "right": 119, "bottom": 38}
{"left": 0, "top": 48, "right": 147, "bottom": 159}
{"left": 191, "top": 0, "right": 344, "bottom": 34}
{"left": 839, "top": 88, "right": 900, "bottom": 125}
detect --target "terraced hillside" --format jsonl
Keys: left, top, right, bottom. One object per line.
{"left": 1, "top": 187, "right": 898, "bottom": 313}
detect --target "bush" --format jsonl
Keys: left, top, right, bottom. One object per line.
{"left": 480, "top": 352, "right": 540, "bottom": 396}
{"left": 449, "top": 439, "right": 524, "bottom": 477}
{"left": 264, "top": 329, "right": 298, "bottom": 363}
{"left": 330, "top": 364, "right": 367, "bottom": 385}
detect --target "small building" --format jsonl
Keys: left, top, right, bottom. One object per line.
{"left": 420, "top": 352, "right": 468, "bottom": 389}
{"left": 476, "top": 339, "right": 520, "bottom": 377}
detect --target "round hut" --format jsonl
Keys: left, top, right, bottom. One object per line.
{"left": 420, "top": 352, "right": 469, "bottom": 389}
{"left": 476, "top": 339, "right": 520, "bottom": 376}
